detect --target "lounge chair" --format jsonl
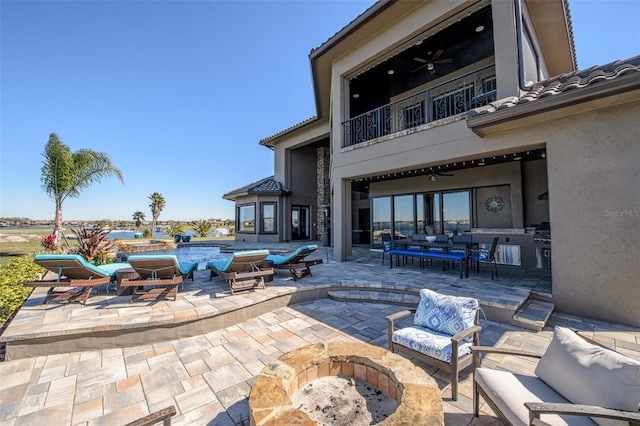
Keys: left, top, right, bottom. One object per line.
{"left": 206, "top": 250, "right": 273, "bottom": 294}
{"left": 120, "top": 254, "right": 197, "bottom": 302}
{"left": 24, "top": 254, "right": 132, "bottom": 305}
{"left": 265, "top": 244, "right": 323, "bottom": 281}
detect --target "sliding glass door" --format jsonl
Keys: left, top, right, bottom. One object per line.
{"left": 371, "top": 189, "right": 471, "bottom": 246}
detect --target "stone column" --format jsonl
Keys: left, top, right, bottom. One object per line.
{"left": 316, "top": 147, "right": 330, "bottom": 245}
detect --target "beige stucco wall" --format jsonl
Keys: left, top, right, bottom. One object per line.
{"left": 471, "top": 100, "right": 640, "bottom": 327}
{"left": 544, "top": 103, "right": 640, "bottom": 327}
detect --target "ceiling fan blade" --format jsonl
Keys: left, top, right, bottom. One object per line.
{"left": 434, "top": 58, "right": 452, "bottom": 64}
{"left": 411, "top": 64, "right": 428, "bottom": 73}
{"left": 413, "top": 57, "right": 427, "bottom": 63}
{"left": 431, "top": 49, "right": 444, "bottom": 61}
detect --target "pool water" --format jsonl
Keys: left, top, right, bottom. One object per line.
{"left": 124, "top": 246, "right": 230, "bottom": 270}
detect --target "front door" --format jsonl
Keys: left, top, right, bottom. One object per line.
{"left": 291, "top": 206, "right": 310, "bottom": 240}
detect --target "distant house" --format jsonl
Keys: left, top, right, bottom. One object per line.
{"left": 224, "top": 0, "right": 640, "bottom": 326}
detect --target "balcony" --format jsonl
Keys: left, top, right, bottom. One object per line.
{"left": 342, "top": 65, "right": 496, "bottom": 148}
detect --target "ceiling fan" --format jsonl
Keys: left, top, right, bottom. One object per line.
{"left": 412, "top": 49, "right": 453, "bottom": 74}
{"left": 429, "top": 170, "right": 454, "bottom": 182}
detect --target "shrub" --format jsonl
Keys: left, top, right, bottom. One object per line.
{"left": 41, "top": 232, "right": 58, "bottom": 252}
{"left": 191, "top": 219, "right": 213, "bottom": 237}
{"left": 164, "top": 223, "right": 185, "bottom": 238}
{"left": 0, "top": 257, "right": 44, "bottom": 325}
{"left": 61, "top": 227, "right": 119, "bottom": 262}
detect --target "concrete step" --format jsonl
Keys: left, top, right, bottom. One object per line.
{"left": 327, "top": 290, "right": 419, "bottom": 307}
{"left": 513, "top": 298, "right": 555, "bottom": 331}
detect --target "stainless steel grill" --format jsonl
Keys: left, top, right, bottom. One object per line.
{"left": 533, "top": 222, "right": 551, "bottom": 269}
{"left": 533, "top": 221, "right": 551, "bottom": 245}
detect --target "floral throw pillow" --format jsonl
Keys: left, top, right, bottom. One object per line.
{"left": 414, "top": 289, "right": 478, "bottom": 336}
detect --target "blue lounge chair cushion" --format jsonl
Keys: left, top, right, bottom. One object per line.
{"left": 206, "top": 250, "right": 270, "bottom": 272}
{"left": 266, "top": 244, "right": 319, "bottom": 265}
{"left": 34, "top": 254, "right": 132, "bottom": 278}
{"left": 126, "top": 254, "right": 197, "bottom": 276}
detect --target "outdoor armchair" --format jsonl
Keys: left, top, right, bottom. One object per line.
{"left": 387, "top": 288, "right": 481, "bottom": 400}
{"left": 472, "top": 326, "right": 640, "bottom": 426}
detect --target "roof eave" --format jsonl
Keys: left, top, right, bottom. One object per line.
{"left": 467, "top": 74, "right": 640, "bottom": 136}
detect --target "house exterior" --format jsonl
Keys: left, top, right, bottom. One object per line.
{"left": 224, "top": 0, "right": 640, "bottom": 327}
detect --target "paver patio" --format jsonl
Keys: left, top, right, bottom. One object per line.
{"left": 0, "top": 244, "right": 638, "bottom": 425}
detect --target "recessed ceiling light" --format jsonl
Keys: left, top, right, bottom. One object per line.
{"left": 353, "top": 93, "right": 360, "bottom": 98}
{"left": 387, "top": 69, "right": 395, "bottom": 75}
{"left": 513, "top": 156, "right": 522, "bottom": 161}
{"left": 475, "top": 25, "right": 484, "bottom": 32}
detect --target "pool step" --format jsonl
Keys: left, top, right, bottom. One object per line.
{"left": 513, "top": 298, "right": 555, "bottom": 331}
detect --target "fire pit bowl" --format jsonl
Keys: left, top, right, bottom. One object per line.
{"left": 248, "top": 342, "right": 443, "bottom": 425}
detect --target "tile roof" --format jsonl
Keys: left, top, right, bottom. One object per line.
{"left": 467, "top": 55, "right": 640, "bottom": 117}
{"left": 223, "top": 176, "right": 291, "bottom": 199}
{"left": 259, "top": 116, "right": 318, "bottom": 145}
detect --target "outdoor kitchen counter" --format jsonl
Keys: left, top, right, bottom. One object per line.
{"left": 470, "top": 230, "right": 539, "bottom": 269}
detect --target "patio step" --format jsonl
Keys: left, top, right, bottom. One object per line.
{"left": 328, "top": 290, "right": 420, "bottom": 307}
{"left": 512, "top": 298, "right": 555, "bottom": 331}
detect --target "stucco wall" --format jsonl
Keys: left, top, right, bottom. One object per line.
{"left": 543, "top": 103, "right": 640, "bottom": 326}
{"left": 522, "top": 159, "right": 549, "bottom": 226}
{"left": 467, "top": 100, "right": 639, "bottom": 326}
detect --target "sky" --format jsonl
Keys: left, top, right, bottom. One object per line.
{"left": 1, "top": 0, "right": 639, "bottom": 223}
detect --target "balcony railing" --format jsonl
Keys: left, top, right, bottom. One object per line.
{"left": 342, "top": 65, "right": 497, "bottom": 148}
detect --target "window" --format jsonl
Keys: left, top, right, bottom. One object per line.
{"left": 372, "top": 197, "right": 391, "bottom": 248}
{"left": 237, "top": 204, "right": 255, "bottom": 233}
{"left": 261, "top": 202, "right": 277, "bottom": 233}
{"left": 393, "top": 194, "right": 414, "bottom": 239}
{"left": 442, "top": 191, "right": 471, "bottom": 234}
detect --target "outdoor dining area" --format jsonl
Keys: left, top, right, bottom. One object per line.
{"left": 383, "top": 233, "right": 500, "bottom": 280}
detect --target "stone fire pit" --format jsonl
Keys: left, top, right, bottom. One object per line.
{"left": 248, "top": 342, "right": 443, "bottom": 425}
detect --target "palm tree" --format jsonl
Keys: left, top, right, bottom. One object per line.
{"left": 41, "top": 133, "right": 124, "bottom": 240}
{"left": 148, "top": 192, "right": 165, "bottom": 238}
{"left": 192, "top": 219, "right": 213, "bottom": 237}
{"left": 132, "top": 211, "right": 145, "bottom": 230}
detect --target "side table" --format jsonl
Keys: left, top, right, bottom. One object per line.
{"left": 115, "top": 268, "right": 141, "bottom": 296}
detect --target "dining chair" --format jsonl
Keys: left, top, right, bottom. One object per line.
{"left": 468, "top": 237, "right": 500, "bottom": 279}
{"left": 381, "top": 233, "right": 394, "bottom": 265}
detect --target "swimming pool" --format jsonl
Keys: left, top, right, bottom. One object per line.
{"left": 122, "top": 246, "right": 230, "bottom": 270}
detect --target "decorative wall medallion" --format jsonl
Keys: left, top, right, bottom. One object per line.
{"left": 485, "top": 195, "right": 505, "bottom": 213}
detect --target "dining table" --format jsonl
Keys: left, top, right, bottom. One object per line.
{"left": 393, "top": 238, "right": 479, "bottom": 278}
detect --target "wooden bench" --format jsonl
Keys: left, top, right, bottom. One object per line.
{"left": 389, "top": 249, "right": 466, "bottom": 278}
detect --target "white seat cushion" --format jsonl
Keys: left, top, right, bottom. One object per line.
{"left": 475, "top": 368, "right": 596, "bottom": 426}
{"left": 392, "top": 325, "right": 472, "bottom": 363}
{"left": 535, "top": 326, "right": 640, "bottom": 426}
